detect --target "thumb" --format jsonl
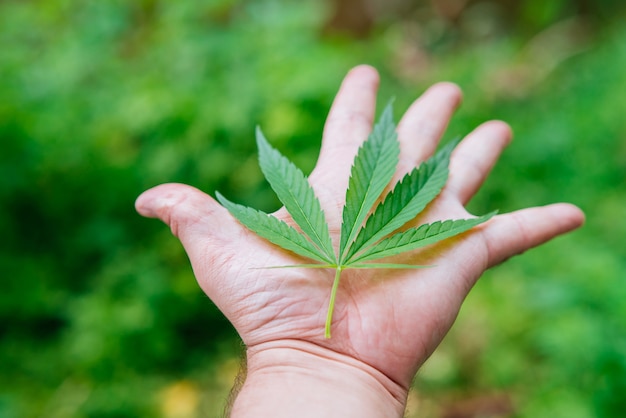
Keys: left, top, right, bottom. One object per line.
{"left": 136, "top": 184, "right": 259, "bottom": 322}
{"left": 135, "top": 183, "right": 237, "bottom": 245}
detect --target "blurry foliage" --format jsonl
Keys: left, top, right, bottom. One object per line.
{"left": 0, "top": 0, "right": 625, "bottom": 417}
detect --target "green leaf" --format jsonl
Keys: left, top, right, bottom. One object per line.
{"left": 214, "top": 102, "right": 497, "bottom": 339}
{"left": 339, "top": 104, "right": 399, "bottom": 261}
{"left": 350, "top": 212, "right": 497, "bottom": 264}
{"left": 256, "top": 127, "right": 336, "bottom": 263}
{"left": 344, "top": 139, "right": 456, "bottom": 263}
{"left": 216, "top": 192, "right": 334, "bottom": 264}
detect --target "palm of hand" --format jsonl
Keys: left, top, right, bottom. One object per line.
{"left": 136, "top": 65, "right": 583, "bottom": 389}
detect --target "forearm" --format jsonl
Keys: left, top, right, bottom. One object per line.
{"left": 228, "top": 340, "right": 408, "bottom": 418}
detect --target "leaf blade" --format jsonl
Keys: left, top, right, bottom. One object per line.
{"left": 216, "top": 192, "right": 333, "bottom": 264}
{"left": 345, "top": 140, "right": 457, "bottom": 262}
{"left": 339, "top": 104, "right": 399, "bottom": 261}
{"left": 350, "top": 212, "right": 497, "bottom": 264}
{"left": 256, "top": 128, "right": 336, "bottom": 263}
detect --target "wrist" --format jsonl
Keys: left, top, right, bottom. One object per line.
{"left": 229, "top": 339, "right": 408, "bottom": 417}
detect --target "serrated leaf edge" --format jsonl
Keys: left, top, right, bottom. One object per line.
{"left": 344, "top": 140, "right": 456, "bottom": 262}
{"left": 256, "top": 127, "right": 336, "bottom": 263}
{"left": 349, "top": 212, "right": 497, "bottom": 264}
{"left": 339, "top": 104, "right": 399, "bottom": 261}
{"left": 216, "top": 191, "right": 334, "bottom": 264}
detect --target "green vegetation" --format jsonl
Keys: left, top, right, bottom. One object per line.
{"left": 218, "top": 107, "right": 493, "bottom": 338}
{"left": 1, "top": 0, "right": 625, "bottom": 417}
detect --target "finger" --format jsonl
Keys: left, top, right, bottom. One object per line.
{"left": 135, "top": 183, "right": 237, "bottom": 247}
{"left": 482, "top": 203, "right": 585, "bottom": 268}
{"left": 309, "top": 65, "right": 380, "bottom": 196}
{"left": 136, "top": 184, "right": 261, "bottom": 319}
{"left": 395, "top": 82, "right": 462, "bottom": 177}
{"left": 446, "top": 120, "right": 513, "bottom": 204}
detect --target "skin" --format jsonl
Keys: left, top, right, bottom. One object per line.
{"left": 135, "top": 65, "right": 585, "bottom": 417}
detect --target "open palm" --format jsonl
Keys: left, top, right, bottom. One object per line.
{"left": 136, "top": 65, "right": 584, "bottom": 392}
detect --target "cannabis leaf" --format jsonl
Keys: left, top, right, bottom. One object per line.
{"left": 216, "top": 103, "right": 495, "bottom": 338}
{"left": 343, "top": 139, "right": 456, "bottom": 263}
{"left": 215, "top": 193, "right": 334, "bottom": 264}
{"left": 340, "top": 105, "right": 399, "bottom": 262}
{"left": 256, "top": 128, "right": 336, "bottom": 264}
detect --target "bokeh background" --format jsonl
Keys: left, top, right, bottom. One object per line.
{"left": 1, "top": 0, "right": 625, "bottom": 417}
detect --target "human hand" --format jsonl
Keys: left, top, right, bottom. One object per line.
{"left": 136, "top": 65, "right": 584, "bottom": 417}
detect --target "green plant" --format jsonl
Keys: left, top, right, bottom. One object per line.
{"left": 216, "top": 103, "right": 495, "bottom": 338}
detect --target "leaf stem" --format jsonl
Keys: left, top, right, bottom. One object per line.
{"left": 325, "top": 266, "right": 343, "bottom": 338}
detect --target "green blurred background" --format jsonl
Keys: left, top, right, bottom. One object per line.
{"left": 1, "top": 0, "right": 625, "bottom": 417}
